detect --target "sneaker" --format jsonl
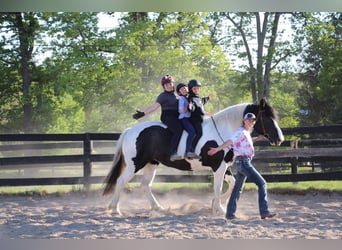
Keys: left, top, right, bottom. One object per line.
{"left": 261, "top": 213, "right": 276, "bottom": 219}
{"left": 226, "top": 215, "right": 238, "bottom": 220}
{"left": 170, "top": 154, "right": 182, "bottom": 161}
{"left": 185, "top": 152, "right": 200, "bottom": 159}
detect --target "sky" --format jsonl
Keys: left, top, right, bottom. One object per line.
{"left": 97, "top": 12, "right": 120, "bottom": 31}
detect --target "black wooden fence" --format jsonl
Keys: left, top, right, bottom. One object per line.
{"left": 1, "top": 125, "right": 342, "bottom": 188}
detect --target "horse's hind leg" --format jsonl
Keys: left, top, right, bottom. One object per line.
{"left": 141, "top": 163, "right": 165, "bottom": 212}
{"left": 107, "top": 165, "right": 135, "bottom": 215}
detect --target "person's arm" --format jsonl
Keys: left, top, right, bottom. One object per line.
{"left": 143, "top": 102, "right": 160, "bottom": 116}
{"left": 207, "top": 139, "right": 233, "bottom": 156}
{"left": 202, "top": 93, "right": 214, "bottom": 105}
{"left": 178, "top": 97, "right": 186, "bottom": 114}
{"left": 188, "top": 97, "right": 195, "bottom": 112}
{"left": 133, "top": 102, "right": 160, "bottom": 119}
{"left": 253, "top": 135, "right": 265, "bottom": 143}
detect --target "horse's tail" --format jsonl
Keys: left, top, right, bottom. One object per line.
{"left": 102, "top": 128, "right": 129, "bottom": 196}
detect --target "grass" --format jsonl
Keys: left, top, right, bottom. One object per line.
{"left": 0, "top": 185, "right": 86, "bottom": 197}
{"left": 0, "top": 181, "right": 341, "bottom": 196}
{"left": 265, "top": 181, "right": 342, "bottom": 195}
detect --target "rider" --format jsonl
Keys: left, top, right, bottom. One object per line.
{"left": 188, "top": 79, "right": 213, "bottom": 152}
{"left": 176, "top": 83, "right": 200, "bottom": 159}
{"left": 132, "top": 75, "right": 183, "bottom": 161}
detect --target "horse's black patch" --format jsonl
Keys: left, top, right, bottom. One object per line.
{"left": 200, "top": 140, "right": 224, "bottom": 172}
{"left": 200, "top": 140, "right": 234, "bottom": 173}
{"left": 133, "top": 126, "right": 192, "bottom": 172}
{"left": 224, "top": 148, "right": 234, "bottom": 163}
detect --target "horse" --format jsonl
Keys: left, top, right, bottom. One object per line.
{"left": 103, "top": 97, "right": 284, "bottom": 215}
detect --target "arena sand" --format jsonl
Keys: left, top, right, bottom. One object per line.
{"left": 0, "top": 188, "right": 341, "bottom": 239}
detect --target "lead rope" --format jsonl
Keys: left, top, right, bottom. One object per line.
{"left": 210, "top": 116, "right": 225, "bottom": 143}
{"left": 211, "top": 116, "right": 234, "bottom": 180}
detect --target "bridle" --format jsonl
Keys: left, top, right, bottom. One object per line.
{"left": 256, "top": 109, "right": 271, "bottom": 141}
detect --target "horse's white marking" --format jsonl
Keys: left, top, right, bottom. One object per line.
{"left": 273, "top": 119, "right": 284, "bottom": 145}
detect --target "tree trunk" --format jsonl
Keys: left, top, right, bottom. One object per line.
{"left": 15, "top": 13, "right": 34, "bottom": 133}
{"left": 263, "top": 13, "right": 281, "bottom": 99}
{"left": 255, "top": 12, "right": 268, "bottom": 102}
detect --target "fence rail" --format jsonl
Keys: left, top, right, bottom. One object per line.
{"left": 1, "top": 125, "right": 342, "bottom": 188}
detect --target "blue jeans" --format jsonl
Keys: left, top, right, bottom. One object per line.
{"left": 180, "top": 118, "right": 196, "bottom": 152}
{"left": 226, "top": 157, "right": 271, "bottom": 218}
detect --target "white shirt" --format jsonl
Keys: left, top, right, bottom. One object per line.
{"left": 230, "top": 126, "right": 255, "bottom": 157}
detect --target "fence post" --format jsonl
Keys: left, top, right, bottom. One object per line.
{"left": 290, "top": 140, "right": 298, "bottom": 174}
{"left": 83, "top": 133, "right": 92, "bottom": 191}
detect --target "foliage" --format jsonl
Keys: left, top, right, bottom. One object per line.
{"left": 0, "top": 12, "right": 341, "bottom": 134}
{"left": 207, "top": 12, "right": 301, "bottom": 103}
{"left": 296, "top": 13, "right": 342, "bottom": 126}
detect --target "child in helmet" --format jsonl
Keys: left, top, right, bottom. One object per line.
{"left": 176, "top": 83, "right": 200, "bottom": 159}
{"left": 188, "top": 79, "right": 213, "bottom": 151}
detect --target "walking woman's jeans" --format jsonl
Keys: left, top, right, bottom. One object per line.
{"left": 226, "top": 157, "right": 271, "bottom": 218}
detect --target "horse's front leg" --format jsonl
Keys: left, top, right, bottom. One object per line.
{"left": 211, "top": 162, "right": 228, "bottom": 215}
{"left": 221, "top": 173, "right": 235, "bottom": 204}
{"left": 141, "top": 164, "right": 165, "bottom": 212}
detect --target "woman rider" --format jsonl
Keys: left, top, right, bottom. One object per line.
{"left": 132, "top": 75, "right": 183, "bottom": 161}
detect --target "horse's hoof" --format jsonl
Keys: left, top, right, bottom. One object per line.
{"left": 212, "top": 208, "right": 226, "bottom": 216}
{"left": 107, "top": 205, "right": 122, "bottom": 216}
{"left": 211, "top": 199, "right": 225, "bottom": 216}
{"left": 154, "top": 206, "right": 165, "bottom": 212}
{"left": 150, "top": 206, "right": 167, "bottom": 215}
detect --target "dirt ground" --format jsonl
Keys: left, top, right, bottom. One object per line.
{"left": 0, "top": 188, "right": 341, "bottom": 239}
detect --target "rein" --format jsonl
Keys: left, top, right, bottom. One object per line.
{"left": 211, "top": 116, "right": 225, "bottom": 143}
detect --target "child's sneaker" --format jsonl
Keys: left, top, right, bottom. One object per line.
{"left": 170, "top": 153, "right": 182, "bottom": 161}
{"left": 185, "top": 152, "right": 200, "bottom": 159}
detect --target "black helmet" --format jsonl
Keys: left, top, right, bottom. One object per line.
{"left": 188, "top": 79, "right": 201, "bottom": 90}
{"left": 176, "top": 83, "right": 187, "bottom": 94}
{"left": 161, "top": 74, "right": 174, "bottom": 85}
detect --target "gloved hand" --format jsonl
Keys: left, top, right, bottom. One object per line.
{"left": 132, "top": 110, "right": 145, "bottom": 119}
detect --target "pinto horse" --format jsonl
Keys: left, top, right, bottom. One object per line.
{"left": 103, "top": 98, "right": 284, "bottom": 215}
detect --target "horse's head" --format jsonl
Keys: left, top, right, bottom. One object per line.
{"left": 245, "top": 98, "right": 284, "bottom": 146}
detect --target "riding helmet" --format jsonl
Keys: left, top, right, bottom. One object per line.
{"left": 188, "top": 79, "right": 202, "bottom": 90}
{"left": 161, "top": 75, "right": 174, "bottom": 85}
{"left": 176, "top": 83, "right": 187, "bottom": 94}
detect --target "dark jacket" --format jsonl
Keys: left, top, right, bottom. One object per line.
{"left": 188, "top": 92, "right": 210, "bottom": 122}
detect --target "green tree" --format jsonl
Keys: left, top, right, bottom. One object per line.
{"left": 95, "top": 12, "right": 236, "bottom": 130}
{"left": 208, "top": 12, "right": 300, "bottom": 103}
{"left": 297, "top": 13, "right": 342, "bottom": 125}
{"left": 40, "top": 12, "right": 112, "bottom": 132}
{"left": 0, "top": 12, "right": 42, "bottom": 132}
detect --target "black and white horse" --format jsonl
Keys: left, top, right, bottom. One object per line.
{"left": 103, "top": 98, "right": 284, "bottom": 215}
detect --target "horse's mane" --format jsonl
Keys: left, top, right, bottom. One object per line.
{"left": 209, "top": 103, "right": 248, "bottom": 125}
{"left": 204, "top": 99, "right": 278, "bottom": 129}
